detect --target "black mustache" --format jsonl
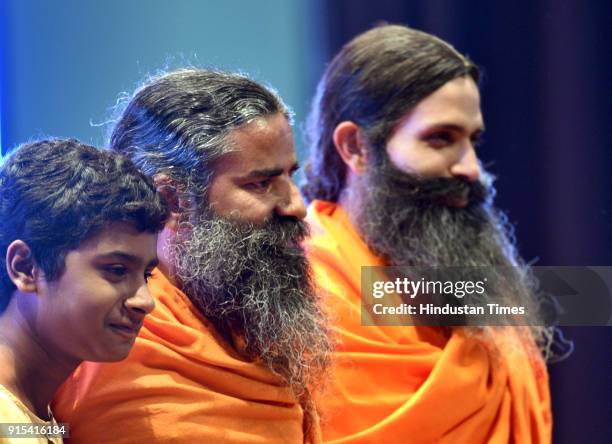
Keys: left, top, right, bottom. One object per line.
{"left": 375, "top": 163, "right": 489, "bottom": 207}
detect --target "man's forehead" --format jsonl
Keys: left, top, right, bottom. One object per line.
{"left": 219, "top": 114, "right": 297, "bottom": 174}
{"left": 401, "top": 78, "right": 484, "bottom": 132}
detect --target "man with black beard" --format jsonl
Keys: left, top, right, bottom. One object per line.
{"left": 301, "top": 25, "right": 553, "bottom": 443}
{"left": 53, "top": 69, "right": 331, "bottom": 444}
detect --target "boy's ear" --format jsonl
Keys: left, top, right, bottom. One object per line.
{"left": 333, "top": 121, "right": 369, "bottom": 175}
{"left": 154, "top": 174, "right": 181, "bottom": 232}
{"left": 6, "top": 240, "right": 38, "bottom": 293}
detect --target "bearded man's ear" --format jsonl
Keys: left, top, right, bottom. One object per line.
{"left": 333, "top": 121, "right": 369, "bottom": 175}
{"left": 154, "top": 174, "right": 181, "bottom": 232}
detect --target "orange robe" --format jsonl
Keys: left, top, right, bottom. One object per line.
{"left": 305, "top": 200, "right": 552, "bottom": 444}
{"left": 53, "top": 270, "right": 319, "bottom": 443}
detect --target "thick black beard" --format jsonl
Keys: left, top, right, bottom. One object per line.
{"left": 354, "top": 157, "right": 507, "bottom": 268}
{"left": 352, "top": 157, "right": 553, "bottom": 352}
{"left": 168, "top": 211, "right": 332, "bottom": 401}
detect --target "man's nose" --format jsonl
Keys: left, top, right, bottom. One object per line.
{"left": 125, "top": 283, "right": 156, "bottom": 316}
{"left": 275, "top": 180, "right": 307, "bottom": 220}
{"left": 450, "top": 146, "right": 480, "bottom": 183}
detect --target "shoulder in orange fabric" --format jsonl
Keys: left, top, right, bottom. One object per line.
{"left": 304, "top": 200, "right": 552, "bottom": 444}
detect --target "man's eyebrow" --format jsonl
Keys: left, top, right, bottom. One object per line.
{"left": 242, "top": 162, "right": 300, "bottom": 179}
{"left": 421, "top": 123, "right": 486, "bottom": 134}
{"left": 96, "top": 251, "right": 159, "bottom": 268}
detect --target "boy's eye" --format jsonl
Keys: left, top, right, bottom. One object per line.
{"left": 107, "top": 265, "right": 128, "bottom": 276}
{"left": 102, "top": 265, "right": 129, "bottom": 281}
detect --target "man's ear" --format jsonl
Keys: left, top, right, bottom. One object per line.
{"left": 6, "top": 240, "right": 38, "bottom": 293}
{"left": 333, "top": 121, "right": 368, "bottom": 175}
{"left": 154, "top": 174, "right": 181, "bottom": 232}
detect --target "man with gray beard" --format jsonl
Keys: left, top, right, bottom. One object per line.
{"left": 301, "top": 25, "right": 554, "bottom": 443}
{"left": 53, "top": 69, "right": 332, "bottom": 444}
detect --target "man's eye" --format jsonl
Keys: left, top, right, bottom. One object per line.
{"left": 424, "top": 132, "right": 453, "bottom": 148}
{"left": 244, "top": 179, "right": 272, "bottom": 192}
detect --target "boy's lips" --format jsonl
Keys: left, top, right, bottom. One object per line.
{"left": 108, "top": 322, "right": 142, "bottom": 338}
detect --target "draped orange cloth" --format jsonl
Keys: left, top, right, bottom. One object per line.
{"left": 305, "top": 200, "right": 552, "bottom": 444}
{"left": 53, "top": 270, "right": 319, "bottom": 444}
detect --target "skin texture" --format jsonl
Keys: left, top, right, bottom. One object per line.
{"left": 385, "top": 76, "right": 484, "bottom": 185}
{"left": 208, "top": 113, "right": 307, "bottom": 224}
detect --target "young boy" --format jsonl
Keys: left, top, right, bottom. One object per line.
{"left": 0, "top": 139, "right": 168, "bottom": 443}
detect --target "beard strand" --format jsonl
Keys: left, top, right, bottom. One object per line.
{"left": 167, "top": 210, "right": 332, "bottom": 401}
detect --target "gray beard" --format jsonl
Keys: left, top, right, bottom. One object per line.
{"left": 167, "top": 210, "right": 332, "bottom": 401}
{"left": 351, "top": 157, "right": 557, "bottom": 358}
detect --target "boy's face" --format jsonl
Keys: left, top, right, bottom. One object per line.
{"left": 34, "top": 221, "right": 158, "bottom": 364}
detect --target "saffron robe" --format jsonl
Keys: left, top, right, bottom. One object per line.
{"left": 305, "top": 200, "right": 551, "bottom": 444}
{"left": 53, "top": 270, "right": 320, "bottom": 443}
